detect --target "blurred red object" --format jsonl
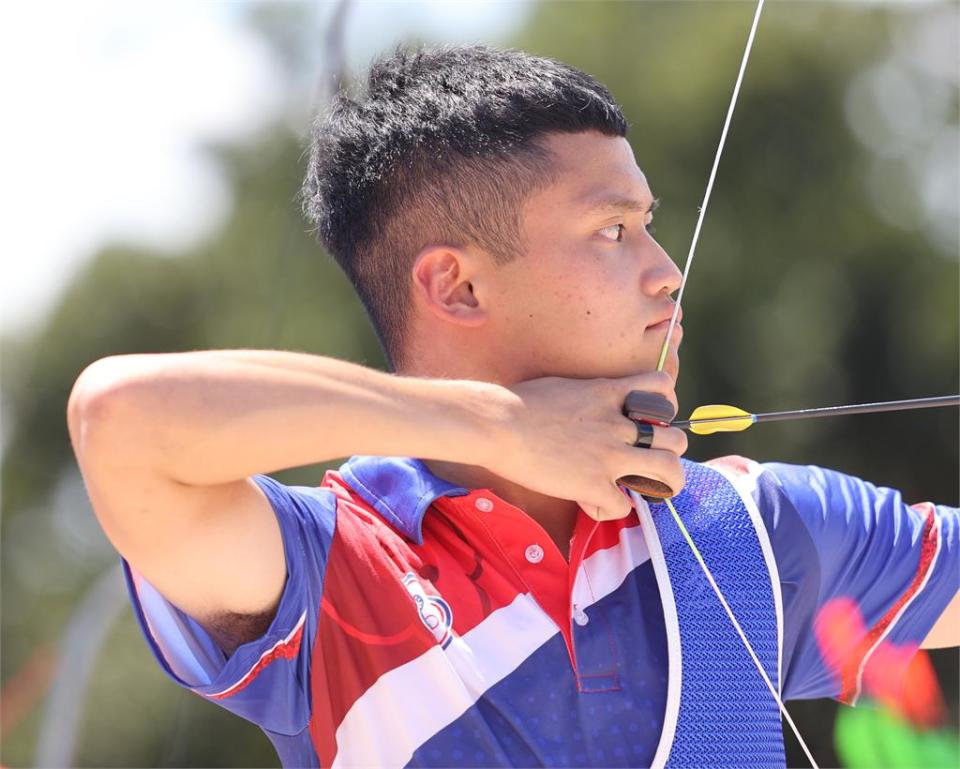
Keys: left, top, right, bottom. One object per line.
{"left": 815, "top": 596, "right": 945, "bottom": 729}
{"left": 0, "top": 643, "right": 56, "bottom": 741}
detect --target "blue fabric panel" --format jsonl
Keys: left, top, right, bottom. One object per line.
{"left": 264, "top": 728, "right": 321, "bottom": 768}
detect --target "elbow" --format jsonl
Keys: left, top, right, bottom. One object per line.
{"left": 67, "top": 357, "right": 132, "bottom": 455}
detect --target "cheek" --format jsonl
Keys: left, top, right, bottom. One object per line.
{"left": 510, "top": 242, "right": 632, "bottom": 321}
{"left": 577, "top": 261, "right": 635, "bottom": 313}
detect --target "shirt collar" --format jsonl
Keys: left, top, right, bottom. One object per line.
{"left": 338, "top": 456, "right": 471, "bottom": 545}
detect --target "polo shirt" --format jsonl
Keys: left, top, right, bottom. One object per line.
{"left": 121, "top": 455, "right": 958, "bottom": 767}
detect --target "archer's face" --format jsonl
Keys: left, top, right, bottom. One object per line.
{"left": 488, "top": 130, "right": 683, "bottom": 382}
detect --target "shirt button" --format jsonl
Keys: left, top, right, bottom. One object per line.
{"left": 475, "top": 497, "right": 494, "bottom": 512}
{"left": 524, "top": 544, "right": 544, "bottom": 564}
{"left": 573, "top": 607, "right": 589, "bottom": 626}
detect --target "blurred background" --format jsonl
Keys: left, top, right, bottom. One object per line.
{"left": 1, "top": 1, "right": 956, "bottom": 766}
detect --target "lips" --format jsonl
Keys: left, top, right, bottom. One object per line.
{"left": 648, "top": 318, "right": 681, "bottom": 332}
{"left": 648, "top": 320, "right": 683, "bottom": 345}
{"left": 647, "top": 306, "right": 683, "bottom": 332}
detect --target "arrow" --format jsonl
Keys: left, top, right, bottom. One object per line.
{"left": 672, "top": 395, "right": 960, "bottom": 435}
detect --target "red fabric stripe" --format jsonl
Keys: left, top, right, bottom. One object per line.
{"left": 321, "top": 595, "right": 418, "bottom": 645}
{"left": 207, "top": 622, "right": 304, "bottom": 701}
{"left": 580, "top": 509, "right": 641, "bottom": 560}
{"left": 706, "top": 454, "right": 757, "bottom": 477}
{"left": 838, "top": 504, "right": 939, "bottom": 704}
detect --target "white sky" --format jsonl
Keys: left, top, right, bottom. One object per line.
{"left": 0, "top": 0, "right": 529, "bottom": 337}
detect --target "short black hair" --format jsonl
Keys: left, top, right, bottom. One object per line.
{"left": 302, "top": 43, "right": 628, "bottom": 370}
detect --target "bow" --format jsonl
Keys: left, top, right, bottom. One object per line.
{"left": 640, "top": 4, "right": 821, "bottom": 762}
{"left": 617, "top": 1, "right": 958, "bottom": 766}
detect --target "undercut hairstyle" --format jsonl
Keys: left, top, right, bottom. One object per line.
{"left": 302, "top": 44, "right": 628, "bottom": 370}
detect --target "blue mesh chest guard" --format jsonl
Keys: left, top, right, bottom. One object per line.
{"left": 631, "top": 460, "right": 786, "bottom": 769}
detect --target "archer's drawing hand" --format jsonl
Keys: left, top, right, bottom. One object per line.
{"left": 492, "top": 372, "right": 687, "bottom": 522}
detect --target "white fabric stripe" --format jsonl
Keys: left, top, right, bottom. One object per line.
{"left": 851, "top": 513, "right": 944, "bottom": 704}
{"left": 206, "top": 610, "right": 307, "bottom": 698}
{"left": 712, "top": 464, "right": 785, "bottom": 692}
{"left": 331, "top": 593, "right": 558, "bottom": 769}
{"left": 630, "top": 494, "right": 681, "bottom": 769}
{"left": 572, "top": 521, "right": 651, "bottom": 613}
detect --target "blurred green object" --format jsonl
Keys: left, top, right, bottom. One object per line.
{"left": 835, "top": 704, "right": 960, "bottom": 769}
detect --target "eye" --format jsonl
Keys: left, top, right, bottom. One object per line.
{"left": 598, "top": 220, "right": 656, "bottom": 242}
{"left": 599, "top": 223, "right": 626, "bottom": 242}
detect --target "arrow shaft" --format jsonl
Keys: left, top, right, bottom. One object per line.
{"left": 673, "top": 395, "right": 960, "bottom": 431}
{"left": 756, "top": 395, "right": 959, "bottom": 423}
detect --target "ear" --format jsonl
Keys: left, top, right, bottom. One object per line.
{"left": 411, "top": 246, "right": 489, "bottom": 328}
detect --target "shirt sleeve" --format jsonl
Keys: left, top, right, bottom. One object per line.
{"left": 120, "top": 474, "right": 337, "bottom": 735}
{"left": 708, "top": 456, "right": 959, "bottom": 704}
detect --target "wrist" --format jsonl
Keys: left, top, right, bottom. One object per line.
{"left": 439, "top": 378, "right": 521, "bottom": 471}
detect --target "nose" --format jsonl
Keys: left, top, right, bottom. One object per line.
{"left": 641, "top": 236, "right": 682, "bottom": 298}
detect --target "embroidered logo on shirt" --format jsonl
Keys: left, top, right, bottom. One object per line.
{"left": 402, "top": 572, "right": 454, "bottom": 649}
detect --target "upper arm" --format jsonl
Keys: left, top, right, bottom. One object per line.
{"left": 69, "top": 364, "right": 339, "bottom": 734}
{"left": 68, "top": 367, "right": 287, "bottom": 649}
{"left": 922, "top": 588, "right": 960, "bottom": 649}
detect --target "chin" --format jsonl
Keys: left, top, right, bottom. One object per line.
{"left": 661, "top": 355, "right": 681, "bottom": 383}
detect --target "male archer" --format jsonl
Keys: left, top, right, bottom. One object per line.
{"left": 67, "top": 44, "right": 958, "bottom": 767}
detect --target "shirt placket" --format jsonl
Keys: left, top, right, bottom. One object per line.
{"left": 567, "top": 510, "right": 623, "bottom": 692}
{"left": 452, "top": 491, "right": 622, "bottom": 690}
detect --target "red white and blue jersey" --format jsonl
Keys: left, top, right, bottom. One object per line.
{"left": 121, "top": 455, "right": 958, "bottom": 767}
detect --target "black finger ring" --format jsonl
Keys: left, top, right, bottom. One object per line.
{"left": 632, "top": 422, "right": 655, "bottom": 448}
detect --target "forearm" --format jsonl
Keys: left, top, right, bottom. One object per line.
{"left": 70, "top": 349, "right": 509, "bottom": 486}
{"left": 922, "top": 590, "right": 960, "bottom": 649}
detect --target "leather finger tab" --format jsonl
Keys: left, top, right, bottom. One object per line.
{"left": 623, "top": 391, "right": 677, "bottom": 424}
{"left": 617, "top": 474, "right": 673, "bottom": 499}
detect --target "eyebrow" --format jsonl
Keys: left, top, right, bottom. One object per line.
{"left": 579, "top": 195, "right": 660, "bottom": 216}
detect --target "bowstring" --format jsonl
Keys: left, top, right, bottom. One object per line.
{"left": 652, "top": 2, "right": 819, "bottom": 766}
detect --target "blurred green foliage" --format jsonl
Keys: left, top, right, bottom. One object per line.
{"left": 1, "top": 1, "right": 956, "bottom": 767}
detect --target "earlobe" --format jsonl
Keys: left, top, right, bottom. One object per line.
{"left": 412, "top": 246, "right": 488, "bottom": 328}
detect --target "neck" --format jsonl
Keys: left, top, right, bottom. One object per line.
{"left": 423, "top": 458, "right": 580, "bottom": 560}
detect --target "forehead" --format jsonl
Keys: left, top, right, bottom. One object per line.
{"left": 534, "top": 131, "right": 653, "bottom": 211}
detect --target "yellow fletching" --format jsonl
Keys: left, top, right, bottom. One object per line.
{"left": 687, "top": 404, "right": 755, "bottom": 435}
